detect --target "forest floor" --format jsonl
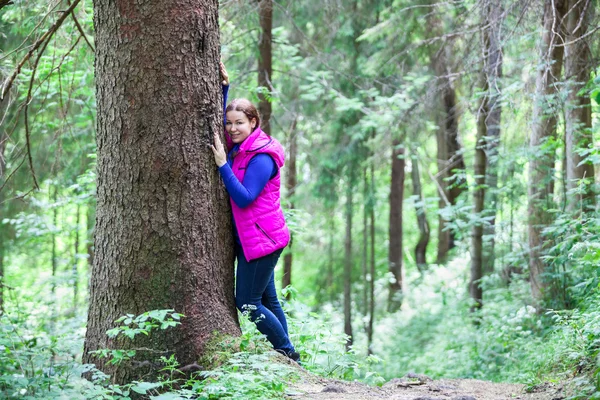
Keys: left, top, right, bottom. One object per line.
{"left": 285, "top": 367, "right": 570, "bottom": 400}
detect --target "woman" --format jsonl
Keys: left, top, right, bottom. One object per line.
{"left": 210, "top": 63, "right": 299, "bottom": 363}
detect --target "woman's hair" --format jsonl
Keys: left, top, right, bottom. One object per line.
{"left": 226, "top": 98, "right": 261, "bottom": 128}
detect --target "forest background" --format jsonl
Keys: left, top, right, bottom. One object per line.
{"left": 1, "top": 0, "right": 600, "bottom": 398}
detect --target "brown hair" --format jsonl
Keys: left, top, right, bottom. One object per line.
{"left": 225, "top": 98, "right": 261, "bottom": 128}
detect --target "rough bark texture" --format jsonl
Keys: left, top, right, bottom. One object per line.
{"left": 258, "top": 0, "right": 273, "bottom": 135}
{"left": 344, "top": 164, "right": 354, "bottom": 350}
{"left": 528, "top": 0, "right": 567, "bottom": 303}
{"left": 388, "top": 139, "right": 404, "bottom": 312}
{"left": 565, "top": 0, "right": 595, "bottom": 209}
{"left": 282, "top": 119, "right": 297, "bottom": 296}
{"left": 410, "top": 147, "right": 429, "bottom": 272}
{"left": 83, "top": 0, "right": 240, "bottom": 383}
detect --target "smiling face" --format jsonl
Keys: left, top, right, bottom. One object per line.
{"left": 225, "top": 110, "right": 257, "bottom": 144}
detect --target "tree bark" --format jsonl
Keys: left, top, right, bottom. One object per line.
{"left": 528, "top": 0, "right": 567, "bottom": 303}
{"left": 257, "top": 0, "right": 273, "bottom": 135}
{"left": 410, "top": 146, "right": 429, "bottom": 273}
{"left": 344, "top": 163, "right": 355, "bottom": 350}
{"left": 282, "top": 119, "right": 297, "bottom": 297}
{"left": 432, "top": 44, "right": 466, "bottom": 264}
{"left": 83, "top": 0, "right": 240, "bottom": 383}
{"left": 388, "top": 139, "right": 404, "bottom": 311}
{"left": 471, "top": 0, "right": 504, "bottom": 310}
{"left": 565, "top": 0, "right": 595, "bottom": 210}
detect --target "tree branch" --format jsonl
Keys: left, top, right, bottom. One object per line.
{"left": 0, "top": 0, "right": 14, "bottom": 12}
{"left": 1, "top": 0, "right": 82, "bottom": 101}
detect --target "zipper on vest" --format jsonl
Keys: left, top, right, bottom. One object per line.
{"left": 256, "top": 223, "right": 276, "bottom": 245}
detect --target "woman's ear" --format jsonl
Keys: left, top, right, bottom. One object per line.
{"left": 251, "top": 118, "right": 257, "bottom": 129}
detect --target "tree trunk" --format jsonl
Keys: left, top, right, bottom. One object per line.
{"left": 73, "top": 204, "right": 80, "bottom": 309}
{"left": 368, "top": 160, "right": 375, "bottom": 355}
{"left": 432, "top": 45, "right": 466, "bottom": 264}
{"left": 528, "top": 0, "right": 567, "bottom": 303}
{"left": 257, "top": 0, "right": 273, "bottom": 135}
{"left": 344, "top": 163, "right": 355, "bottom": 350}
{"left": 410, "top": 146, "right": 429, "bottom": 273}
{"left": 388, "top": 139, "right": 404, "bottom": 311}
{"left": 83, "top": 0, "right": 240, "bottom": 383}
{"left": 86, "top": 204, "right": 95, "bottom": 268}
{"left": 51, "top": 186, "right": 58, "bottom": 297}
{"left": 481, "top": 0, "right": 503, "bottom": 276}
{"left": 565, "top": 0, "right": 595, "bottom": 210}
{"left": 282, "top": 119, "right": 297, "bottom": 297}
{"left": 471, "top": 0, "right": 504, "bottom": 310}
{"left": 0, "top": 114, "right": 6, "bottom": 311}
{"left": 362, "top": 168, "right": 368, "bottom": 317}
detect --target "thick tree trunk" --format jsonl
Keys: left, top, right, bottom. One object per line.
{"left": 565, "top": 0, "right": 595, "bottom": 210}
{"left": 83, "top": 0, "right": 240, "bottom": 383}
{"left": 410, "top": 146, "right": 429, "bottom": 273}
{"left": 528, "top": 0, "right": 567, "bottom": 303}
{"left": 388, "top": 139, "right": 404, "bottom": 311}
{"left": 86, "top": 205, "right": 94, "bottom": 268}
{"left": 282, "top": 119, "right": 297, "bottom": 296}
{"left": 257, "top": 0, "right": 273, "bottom": 135}
{"left": 344, "top": 164, "right": 354, "bottom": 350}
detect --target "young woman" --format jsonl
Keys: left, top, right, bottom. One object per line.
{"left": 210, "top": 63, "right": 299, "bottom": 363}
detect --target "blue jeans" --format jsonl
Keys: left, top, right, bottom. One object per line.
{"left": 235, "top": 244, "right": 295, "bottom": 353}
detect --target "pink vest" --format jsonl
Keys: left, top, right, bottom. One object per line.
{"left": 226, "top": 127, "right": 290, "bottom": 261}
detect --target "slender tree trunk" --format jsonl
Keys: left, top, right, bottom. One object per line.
{"left": 257, "top": 0, "right": 273, "bottom": 135}
{"left": 565, "top": 0, "right": 595, "bottom": 210}
{"left": 481, "top": 0, "right": 503, "bottom": 275}
{"left": 471, "top": 0, "right": 504, "bottom": 310}
{"left": 51, "top": 186, "right": 58, "bottom": 297}
{"left": 327, "top": 212, "right": 335, "bottom": 303}
{"left": 344, "top": 163, "right": 355, "bottom": 350}
{"left": 368, "top": 160, "right": 375, "bottom": 354}
{"left": 84, "top": 0, "right": 240, "bottom": 383}
{"left": 432, "top": 45, "right": 466, "bottom": 264}
{"left": 362, "top": 169, "right": 368, "bottom": 317}
{"left": 528, "top": 0, "right": 567, "bottom": 303}
{"left": 388, "top": 139, "right": 405, "bottom": 312}
{"left": 282, "top": 119, "right": 297, "bottom": 296}
{"left": 0, "top": 124, "right": 6, "bottom": 312}
{"left": 72, "top": 204, "right": 80, "bottom": 309}
{"left": 410, "top": 146, "right": 429, "bottom": 273}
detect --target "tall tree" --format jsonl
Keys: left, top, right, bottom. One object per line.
{"left": 528, "top": 0, "right": 567, "bottom": 302}
{"left": 410, "top": 145, "right": 429, "bottom": 273}
{"left": 564, "top": 0, "right": 595, "bottom": 209}
{"left": 258, "top": 0, "right": 273, "bottom": 135}
{"left": 83, "top": 0, "right": 240, "bottom": 383}
{"left": 282, "top": 118, "right": 297, "bottom": 296}
{"left": 470, "top": 0, "right": 504, "bottom": 310}
{"left": 388, "top": 138, "right": 405, "bottom": 311}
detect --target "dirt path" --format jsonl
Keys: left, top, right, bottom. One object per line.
{"left": 286, "top": 371, "right": 566, "bottom": 400}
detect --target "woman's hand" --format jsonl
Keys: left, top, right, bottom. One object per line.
{"left": 220, "top": 61, "right": 229, "bottom": 86}
{"left": 210, "top": 131, "right": 227, "bottom": 167}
